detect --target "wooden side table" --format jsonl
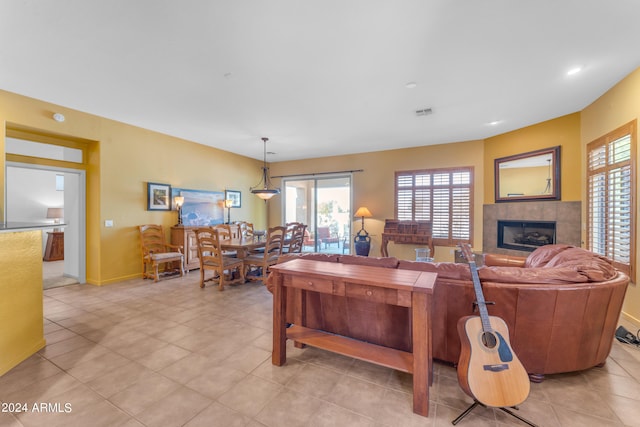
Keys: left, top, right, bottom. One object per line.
{"left": 43, "top": 231, "right": 64, "bottom": 261}
{"left": 269, "top": 259, "right": 437, "bottom": 417}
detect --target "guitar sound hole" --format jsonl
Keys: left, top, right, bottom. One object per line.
{"left": 481, "top": 332, "right": 497, "bottom": 349}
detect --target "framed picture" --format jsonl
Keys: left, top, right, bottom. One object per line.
{"left": 147, "top": 182, "right": 171, "bottom": 211}
{"left": 225, "top": 190, "right": 241, "bottom": 208}
{"left": 171, "top": 187, "right": 225, "bottom": 225}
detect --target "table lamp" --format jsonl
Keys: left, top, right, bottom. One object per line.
{"left": 224, "top": 199, "right": 233, "bottom": 224}
{"left": 47, "top": 207, "right": 64, "bottom": 232}
{"left": 174, "top": 196, "right": 184, "bottom": 225}
{"left": 353, "top": 206, "right": 372, "bottom": 256}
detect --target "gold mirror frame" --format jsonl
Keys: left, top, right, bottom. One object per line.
{"left": 494, "top": 146, "right": 561, "bottom": 203}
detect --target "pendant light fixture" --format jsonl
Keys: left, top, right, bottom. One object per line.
{"left": 250, "top": 137, "right": 280, "bottom": 200}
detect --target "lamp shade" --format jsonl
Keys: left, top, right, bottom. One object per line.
{"left": 354, "top": 207, "right": 372, "bottom": 218}
{"left": 253, "top": 190, "right": 278, "bottom": 200}
{"left": 224, "top": 199, "right": 233, "bottom": 208}
{"left": 46, "top": 207, "right": 64, "bottom": 219}
{"left": 174, "top": 196, "right": 184, "bottom": 207}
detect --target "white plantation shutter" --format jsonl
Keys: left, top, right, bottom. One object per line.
{"left": 587, "top": 121, "right": 636, "bottom": 275}
{"left": 395, "top": 168, "right": 473, "bottom": 245}
{"left": 452, "top": 187, "right": 471, "bottom": 240}
{"left": 414, "top": 188, "right": 431, "bottom": 220}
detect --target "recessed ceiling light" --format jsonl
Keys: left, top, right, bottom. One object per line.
{"left": 567, "top": 66, "right": 582, "bottom": 76}
{"left": 488, "top": 120, "right": 501, "bottom": 126}
{"left": 405, "top": 82, "right": 418, "bottom": 89}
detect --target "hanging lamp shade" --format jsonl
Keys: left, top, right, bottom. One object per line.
{"left": 250, "top": 137, "right": 280, "bottom": 200}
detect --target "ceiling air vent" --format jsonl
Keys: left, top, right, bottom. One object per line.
{"left": 415, "top": 108, "right": 433, "bottom": 117}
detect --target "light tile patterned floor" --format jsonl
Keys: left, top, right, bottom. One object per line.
{"left": 1, "top": 274, "right": 640, "bottom": 426}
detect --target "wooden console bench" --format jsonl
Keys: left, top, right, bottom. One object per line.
{"left": 269, "top": 259, "right": 437, "bottom": 416}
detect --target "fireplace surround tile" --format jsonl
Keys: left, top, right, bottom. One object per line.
{"left": 483, "top": 201, "right": 581, "bottom": 256}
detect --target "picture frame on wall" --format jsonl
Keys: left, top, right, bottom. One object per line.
{"left": 225, "top": 190, "right": 241, "bottom": 208}
{"left": 147, "top": 182, "right": 171, "bottom": 211}
{"left": 171, "top": 187, "right": 225, "bottom": 225}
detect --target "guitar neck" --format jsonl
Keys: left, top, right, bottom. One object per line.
{"left": 458, "top": 243, "right": 493, "bottom": 333}
{"left": 468, "top": 260, "right": 492, "bottom": 332}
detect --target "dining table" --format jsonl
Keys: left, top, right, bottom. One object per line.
{"left": 220, "top": 235, "right": 266, "bottom": 259}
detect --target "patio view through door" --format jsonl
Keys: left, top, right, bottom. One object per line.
{"left": 283, "top": 175, "right": 352, "bottom": 254}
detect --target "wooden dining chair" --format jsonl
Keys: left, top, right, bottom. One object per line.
{"left": 228, "top": 223, "right": 242, "bottom": 239}
{"left": 236, "top": 221, "right": 254, "bottom": 238}
{"left": 138, "top": 224, "right": 184, "bottom": 282}
{"left": 193, "top": 227, "right": 245, "bottom": 290}
{"left": 213, "top": 223, "right": 237, "bottom": 257}
{"left": 243, "top": 225, "right": 286, "bottom": 281}
{"left": 284, "top": 223, "right": 306, "bottom": 253}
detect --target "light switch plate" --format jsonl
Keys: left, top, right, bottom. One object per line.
{"left": 105, "top": 220, "right": 113, "bottom": 227}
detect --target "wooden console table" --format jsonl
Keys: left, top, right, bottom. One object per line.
{"left": 269, "top": 259, "right": 437, "bottom": 417}
{"left": 381, "top": 219, "right": 434, "bottom": 257}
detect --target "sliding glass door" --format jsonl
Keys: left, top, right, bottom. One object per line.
{"left": 283, "top": 175, "right": 352, "bottom": 254}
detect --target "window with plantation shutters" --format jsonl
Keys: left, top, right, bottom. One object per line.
{"left": 395, "top": 167, "right": 473, "bottom": 245}
{"left": 587, "top": 120, "right": 636, "bottom": 275}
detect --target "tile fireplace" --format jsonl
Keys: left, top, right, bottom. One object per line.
{"left": 483, "top": 201, "right": 581, "bottom": 255}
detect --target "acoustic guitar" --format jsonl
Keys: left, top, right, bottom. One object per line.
{"left": 456, "top": 243, "right": 530, "bottom": 408}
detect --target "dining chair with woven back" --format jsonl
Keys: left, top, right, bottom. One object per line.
{"left": 193, "top": 227, "right": 245, "bottom": 290}
{"left": 138, "top": 224, "right": 184, "bottom": 282}
{"left": 243, "top": 225, "right": 286, "bottom": 281}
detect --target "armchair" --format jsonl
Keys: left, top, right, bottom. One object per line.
{"left": 317, "top": 226, "right": 339, "bottom": 248}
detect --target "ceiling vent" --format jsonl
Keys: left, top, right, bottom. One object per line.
{"left": 415, "top": 108, "right": 433, "bottom": 117}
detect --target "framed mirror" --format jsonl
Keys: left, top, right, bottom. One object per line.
{"left": 494, "top": 146, "right": 561, "bottom": 202}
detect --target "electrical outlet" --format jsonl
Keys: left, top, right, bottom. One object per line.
{"left": 105, "top": 220, "right": 113, "bottom": 227}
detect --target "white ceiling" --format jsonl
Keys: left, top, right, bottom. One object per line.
{"left": 1, "top": 1, "right": 640, "bottom": 162}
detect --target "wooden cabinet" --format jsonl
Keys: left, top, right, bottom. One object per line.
{"left": 171, "top": 226, "right": 200, "bottom": 271}
{"left": 381, "top": 219, "right": 434, "bottom": 257}
{"left": 43, "top": 231, "right": 64, "bottom": 261}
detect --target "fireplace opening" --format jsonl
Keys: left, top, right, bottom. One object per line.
{"left": 497, "top": 220, "right": 556, "bottom": 252}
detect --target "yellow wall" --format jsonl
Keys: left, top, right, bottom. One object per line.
{"left": 0, "top": 90, "right": 267, "bottom": 285}
{"left": 0, "top": 230, "right": 45, "bottom": 375}
{"left": 581, "top": 67, "right": 640, "bottom": 324}
{"left": 268, "top": 140, "right": 485, "bottom": 261}
{"left": 268, "top": 113, "right": 581, "bottom": 262}
{"left": 2, "top": 66, "right": 639, "bottom": 323}
{"left": 483, "top": 112, "right": 582, "bottom": 204}
{"left": 498, "top": 166, "right": 550, "bottom": 198}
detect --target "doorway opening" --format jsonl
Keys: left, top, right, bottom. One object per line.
{"left": 5, "top": 130, "right": 88, "bottom": 288}
{"left": 283, "top": 174, "right": 352, "bottom": 254}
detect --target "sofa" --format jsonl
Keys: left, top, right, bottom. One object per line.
{"left": 266, "top": 244, "right": 629, "bottom": 381}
